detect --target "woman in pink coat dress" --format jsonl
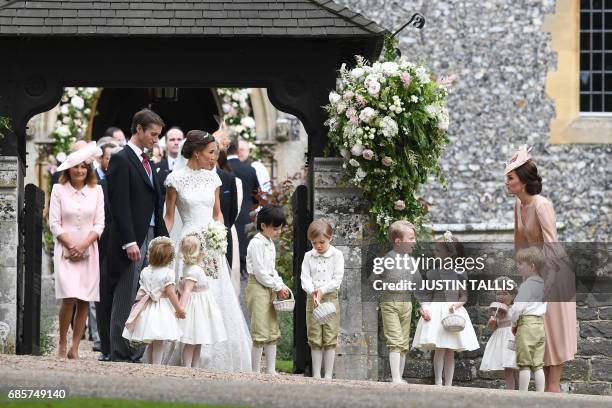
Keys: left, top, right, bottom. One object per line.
{"left": 504, "top": 146, "right": 577, "bottom": 392}
{"left": 49, "top": 143, "right": 105, "bottom": 359}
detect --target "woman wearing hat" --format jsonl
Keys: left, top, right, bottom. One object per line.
{"left": 49, "top": 142, "right": 105, "bottom": 359}
{"left": 504, "top": 145, "right": 577, "bottom": 392}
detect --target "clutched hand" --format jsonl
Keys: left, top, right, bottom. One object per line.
{"left": 419, "top": 307, "right": 431, "bottom": 321}
{"left": 126, "top": 245, "right": 141, "bottom": 262}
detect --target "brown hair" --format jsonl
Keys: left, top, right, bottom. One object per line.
{"left": 130, "top": 108, "right": 165, "bottom": 135}
{"left": 59, "top": 162, "right": 98, "bottom": 187}
{"left": 148, "top": 240, "right": 175, "bottom": 267}
{"left": 515, "top": 246, "right": 546, "bottom": 276}
{"left": 307, "top": 219, "right": 333, "bottom": 240}
{"left": 388, "top": 220, "right": 416, "bottom": 242}
{"left": 436, "top": 234, "right": 465, "bottom": 258}
{"left": 514, "top": 160, "right": 542, "bottom": 195}
{"left": 181, "top": 130, "right": 217, "bottom": 159}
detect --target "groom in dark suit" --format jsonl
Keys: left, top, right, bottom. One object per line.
{"left": 106, "top": 109, "right": 169, "bottom": 362}
{"left": 226, "top": 141, "right": 260, "bottom": 280}
{"left": 216, "top": 151, "right": 239, "bottom": 266}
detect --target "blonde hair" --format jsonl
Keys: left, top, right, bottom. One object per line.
{"left": 388, "top": 220, "right": 416, "bottom": 242}
{"left": 148, "top": 238, "right": 175, "bottom": 267}
{"left": 180, "top": 234, "right": 202, "bottom": 265}
{"left": 515, "top": 246, "right": 546, "bottom": 276}
{"left": 307, "top": 218, "right": 333, "bottom": 240}
{"left": 495, "top": 276, "right": 518, "bottom": 296}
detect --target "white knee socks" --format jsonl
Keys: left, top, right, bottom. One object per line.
{"left": 182, "top": 344, "right": 195, "bottom": 367}
{"left": 263, "top": 343, "right": 277, "bottom": 375}
{"left": 534, "top": 369, "right": 545, "bottom": 392}
{"left": 433, "top": 348, "right": 445, "bottom": 385}
{"left": 251, "top": 345, "right": 263, "bottom": 373}
{"left": 400, "top": 353, "right": 406, "bottom": 377}
{"left": 443, "top": 349, "right": 455, "bottom": 386}
{"left": 519, "top": 369, "right": 531, "bottom": 391}
{"left": 389, "top": 351, "right": 404, "bottom": 383}
{"left": 311, "top": 349, "right": 323, "bottom": 379}
{"left": 323, "top": 348, "right": 335, "bottom": 380}
{"left": 191, "top": 344, "right": 202, "bottom": 368}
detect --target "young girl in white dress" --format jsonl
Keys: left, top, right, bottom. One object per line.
{"left": 178, "top": 233, "right": 228, "bottom": 367}
{"left": 412, "top": 232, "right": 480, "bottom": 386}
{"left": 122, "top": 237, "right": 185, "bottom": 365}
{"left": 480, "top": 276, "right": 519, "bottom": 389}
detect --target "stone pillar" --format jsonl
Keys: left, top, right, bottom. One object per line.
{"left": 0, "top": 156, "right": 19, "bottom": 353}
{"left": 312, "top": 157, "right": 379, "bottom": 380}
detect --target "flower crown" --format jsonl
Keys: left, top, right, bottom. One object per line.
{"left": 147, "top": 236, "right": 176, "bottom": 265}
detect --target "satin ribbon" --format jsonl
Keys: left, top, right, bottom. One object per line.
{"left": 124, "top": 287, "right": 168, "bottom": 332}
{"left": 497, "top": 320, "right": 512, "bottom": 328}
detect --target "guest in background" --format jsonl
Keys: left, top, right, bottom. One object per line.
{"left": 48, "top": 143, "right": 105, "bottom": 359}
{"left": 154, "top": 127, "right": 184, "bottom": 197}
{"left": 238, "top": 139, "right": 271, "bottom": 194}
{"left": 104, "top": 126, "right": 127, "bottom": 147}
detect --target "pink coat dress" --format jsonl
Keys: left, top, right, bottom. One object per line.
{"left": 514, "top": 194, "right": 577, "bottom": 366}
{"left": 49, "top": 182, "right": 104, "bottom": 302}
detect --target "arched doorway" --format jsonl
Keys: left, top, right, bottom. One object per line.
{"left": 90, "top": 88, "right": 221, "bottom": 139}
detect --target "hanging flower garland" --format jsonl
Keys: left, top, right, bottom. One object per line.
{"left": 324, "top": 36, "right": 452, "bottom": 240}
{"left": 48, "top": 87, "right": 99, "bottom": 175}
{"left": 216, "top": 88, "right": 260, "bottom": 159}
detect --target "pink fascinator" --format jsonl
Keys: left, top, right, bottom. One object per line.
{"left": 57, "top": 141, "right": 102, "bottom": 172}
{"left": 504, "top": 145, "right": 532, "bottom": 175}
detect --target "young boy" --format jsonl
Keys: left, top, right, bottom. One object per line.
{"left": 379, "top": 220, "right": 422, "bottom": 384}
{"left": 510, "top": 246, "right": 547, "bottom": 392}
{"left": 246, "top": 205, "right": 290, "bottom": 375}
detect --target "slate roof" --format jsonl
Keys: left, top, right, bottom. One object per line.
{"left": 0, "top": 0, "right": 386, "bottom": 37}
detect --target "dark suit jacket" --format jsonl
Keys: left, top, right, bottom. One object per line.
{"left": 227, "top": 158, "right": 260, "bottom": 225}
{"left": 153, "top": 157, "right": 171, "bottom": 198}
{"left": 96, "top": 172, "right": 113, "bottom": 262}
{"left": 106, "top": 146, "right": 168, "bottom": 286}
{"left": 216, "top": 167, "right": 239, "bottom": 265}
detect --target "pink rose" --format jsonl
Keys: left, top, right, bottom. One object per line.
{"left": 382, "top": 156, "right": 393, "bottom": 166}
{"left": 355, "top": 94, "right": 366, "bottom": 106}
{"left": 343, "top": 91, "right": 354, "bottom": 101}
{"left": 351, "top": 144, "right": 364, "bottom": 156}
{"left": 394, "top": 200, "right": 406, "bottom": 211}
{"left": 400, "top": 72, "right": 412, "bottom": 87}
{"left": 362, "top": 149, "right": 374, "bottom": 160}
{"left": 349, "top": 115, "right": 359, "bottom": 126}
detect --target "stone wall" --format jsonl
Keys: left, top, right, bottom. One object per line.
{"left": 0, "top": 156, "right": 19, "bottom": 353}
{"left": 336, "top": 0, "right": 611, "bottom": 242}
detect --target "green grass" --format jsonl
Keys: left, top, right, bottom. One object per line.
{"left": 276, "top": 359, "right": 293, "bottom": 373}
{"left": 1, "top": 397, "right": 247, "bottom": 408}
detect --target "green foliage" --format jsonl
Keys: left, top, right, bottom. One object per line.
{"left": 277, "top": 310, "right": 294, "bottom": 361}
{"left": 0, "top": 116, "right": 11, "bottom": 139}
{"left": 324, "top": 34, "right": 451, "bottom": 242}
{"left": 216, "top": 88, "right": 261, "bottom": 160}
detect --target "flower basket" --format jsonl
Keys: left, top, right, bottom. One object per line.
{"left": 312, "top": 299, "right": 337, "bottom": 325}
{"left": 273, "top": 288, "right": 295, "bottom": 313}
{"left": 442, "top": 309, "right": 465, "bottom": 332}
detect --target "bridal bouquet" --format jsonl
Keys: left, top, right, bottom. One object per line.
{"left": 324, "top": 36, "right": 451, "bottom": 239}
{"left": 204, "top": 221, "right": 228, "bottom": 255}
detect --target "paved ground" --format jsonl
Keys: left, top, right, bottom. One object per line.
{"left": 0, "top": 352, "right": 610, "bottom": 408}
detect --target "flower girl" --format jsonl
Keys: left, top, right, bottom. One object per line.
{"left": 177, "top": 233, "right": 228, "bottom": 367}
{"left": 122, "top": 237, "right": 184, "bottom": 365}
{"left": 479, "top": 276, "right": 519, "bottom": 389}
{"left": 412, "top": 232, "right": 480, "bottom": 386}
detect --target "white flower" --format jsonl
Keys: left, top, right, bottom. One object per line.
{"left": 240, "top": 116, "right": 256, "bottom": 128}
{"left": 394, "top": 200, "right": 406, "bottom": 210}
{"left": 411, "top": 95, "right": 419, "bottom": 103}
{"left": 425, "top": 104, "right": 439, "bottom": 117}
{"left": 362, "top": 149, "right": 374, "bottom": 160}
{"left": 340, "top": 148, "right": 350, "bottom": 159}
{"left": 57, "top": 125, "right": 71, "bottom": 137}
{"left": 382, "top": 156, "right": 394, "bottom": 166}
{"left": 381, "top": 61, "right": 399, "bottom": 76}
{"left": 367, "top": 81, "right": 381, "bottom": 97}
{"left": 336, "top": 102, "right": 347, "bottom": 114}
{"left": 60, "top": 104, "right": 70, "bottom": 115}
{"left": 70, "top": 95, "right": 84, "bottom": 110}
{"left": 380, "top": 116, "right": 399, "bottom": 138}
{"left": 343, "top": 91, "right": 354, "bottom": 101}
{"left": 66, "top": 88, "right": 76, "bottom": 98}
{"left": 351, "top": 144, "right": 364, "bottom": 156}
{"left": 416, "top": 66, "right": 430, "bottom": 83}
{"left": 351, "top": 67, "right": 365, "bottom": 78}
{"left": 359, "top": 107, "right": 377, "bottom": 123}
{"left": 235, "top": 125, "right": 245, "bottom": 133}
{"left": 349, "top": 158, "right": 360, "bottom": 167}
{"left": 62, "top": 116, "right": 71, "bottom": 124}
{"left": 329, "top": 91, "right": 341, "bottom": 104}
{"left": 56, "top": 151, "right": 67, "bottom": 163}
{"left": 355, "top": 167, "right": 367, "bottom": 181}
{"left": 222, "top": 103, "right": 231, "bottom": 113}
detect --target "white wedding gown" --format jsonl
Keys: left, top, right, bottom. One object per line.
{"left": 162, "top": 164, "right": 252, "bottom": 372}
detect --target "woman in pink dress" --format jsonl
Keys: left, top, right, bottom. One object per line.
{"left": 49, "top": 143, "right": 105, "bottom": 359}
{"left": 504, "top": 146, "right": 577, "bottom": 392}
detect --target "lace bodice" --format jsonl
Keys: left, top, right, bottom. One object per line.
{"left": 165, "top": 167, "right": 222, "bottom": 236}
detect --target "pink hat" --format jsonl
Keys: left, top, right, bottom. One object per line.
{"left": 57, "top": 141, "right": 102, "bottom": 172}
{"left": 504, "top": 145, "right": 532, "bottom": 175}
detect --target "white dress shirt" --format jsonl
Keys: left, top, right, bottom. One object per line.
{"left": 300, "top": 245, "right": 344, "bottom": 295}
{"left": 246, "top": 232, "right": 284, "bottom": 291}
{"left": 510, "top": 275, "right": 547, "bottom": 325}
{"left": 251, "top": 160, "right": 271, "bottom": 193}
{"left": 168, "top": 155, "right": 178, "bottom": 171}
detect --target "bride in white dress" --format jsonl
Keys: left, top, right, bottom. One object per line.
{"left": 162, "top": 130, "right": 252, "bottom": 372}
